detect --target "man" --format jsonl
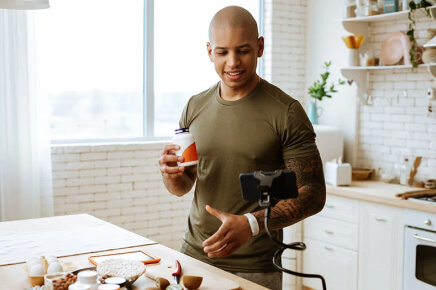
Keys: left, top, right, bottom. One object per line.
{"left": 158, "top": 6, "right": 326, "bottom": 290}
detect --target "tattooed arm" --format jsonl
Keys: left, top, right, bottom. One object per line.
{"left": 252, "top": 154, "right": 326, "bottom": 233}
{"left": 202, "top": 154, "right": 325, "bottom": 258}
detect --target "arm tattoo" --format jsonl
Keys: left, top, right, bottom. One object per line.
{"left": 253, "top": 154, "right": 326, "bottom": 233}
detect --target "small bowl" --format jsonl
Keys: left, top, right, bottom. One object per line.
{"left": 352, "top": 168, "right": 374, "bottom": 181}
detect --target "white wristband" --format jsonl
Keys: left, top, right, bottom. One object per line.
{"left": 244, "top": 213, "right": 260, "bottom": 237}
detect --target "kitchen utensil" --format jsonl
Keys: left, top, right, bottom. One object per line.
{"left": 396, "top": 188, "right": 436, "bottom": 199}
{"left": 380, "top": 31, "right": 411, "bottom": 65}
{"left": 172, "top": 260, "right": 182, "bottom": 284}
{"left": 407, "top": 156, "right": 422, "bottom": 185}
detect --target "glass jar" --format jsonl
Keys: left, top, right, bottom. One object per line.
{"left": 399, "top": 158, "right": 411, "bottom": 186}
{"left": 364, "top": 0, "right": 379, "bottom": 15}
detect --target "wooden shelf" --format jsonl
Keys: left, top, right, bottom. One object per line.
{"left": 341, "top": 64, "right": 435, "bottom": 71}
{"left": 341, "top": 5, "right": 436, "bottom": 24}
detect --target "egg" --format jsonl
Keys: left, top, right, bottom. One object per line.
{"left": 29, "top": 264, "right": 45, "bottom": 276}
{"left": 28, "top": 259, "right": 42, "bottom": 270}
{"left": 47, "top": 261, "right": 63, "bottom": 274}
{"left": 26, "top": 256, "right": 40, "bottom": 268}
{"left": 46, "top": 257, "right": 58, "bottom": 265}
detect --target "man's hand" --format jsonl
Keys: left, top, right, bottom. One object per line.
{"left": 203, "top": 205, "right": 252, "bottom": 258}
{"left": 159, "top": 144, "right": 185, "bottom": 179}
{"left": 159, "top": 144, "right": 197, "bottom": 197}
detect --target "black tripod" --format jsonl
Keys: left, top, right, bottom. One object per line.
{"left": 242, "top": 170, "right": 327, "bottom": 290}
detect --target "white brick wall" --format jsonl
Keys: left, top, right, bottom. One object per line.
{"left": 51, "top": 141, "right": 193, "bottom": 250}
{"left": 356, "top": 11, "right": 436, "bottom": 182}
{"left": 263, "top": 0, "right": 307, "bottom": 103}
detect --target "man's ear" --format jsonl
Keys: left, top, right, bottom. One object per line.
{"left": 207, "top": 42, "right": 214, "bottom": 62}
{"left": 257, "top": 36, "right": 264, "bottom": 58}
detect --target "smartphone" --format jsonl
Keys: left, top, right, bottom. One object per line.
{"left": 239, "top": 170, "right": 298, "bottom": 201}
{"left": 88, "top": 250, "right": 161, "bottom": 265}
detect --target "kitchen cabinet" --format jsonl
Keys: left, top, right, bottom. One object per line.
{"left": 302, "top": 195, "right": 359, "bottom": 290}
{"left": 340, "top": 6, "right": 436, "bottom": 104}
{"left": 358, "top": 202, "right": 404, "bottom": 290}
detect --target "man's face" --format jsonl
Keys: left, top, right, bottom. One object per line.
{"left": 207, "top": 26, "right": 264, "bottom": 91}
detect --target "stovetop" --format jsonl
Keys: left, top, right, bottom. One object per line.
{"left": 408, "top": 195, "right": 436, "bottom": 205}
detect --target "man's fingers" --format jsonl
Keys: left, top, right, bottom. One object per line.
{"left": 204, "top": 234, "right": 228, "bottom": 253}
{"left": 203, "top": 226, "right": 227, "bottom": 247}
{"left": 207, "top": 242, "right": 239, "bottom": 258}
{"left": 161, "top": 144, "right": 180, "bottom": 155}
{"left": 159, "top": 154, "right": 182, "bottom": 165}
{"left": 160, "top": 164, "right": 184, "bottom": 174}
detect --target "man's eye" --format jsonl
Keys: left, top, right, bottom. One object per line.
{"left": 239, "top": 50, "right": 249, "bottom": 54}
{"left": 216, "top": 51, "right": 226, "bottom": 55}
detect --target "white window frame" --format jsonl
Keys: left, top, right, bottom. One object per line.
{"left": 51, "top": 0, "right": 263, "bottom": 144}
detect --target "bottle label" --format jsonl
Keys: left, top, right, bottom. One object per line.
{"left": 173, "top": 128, "right": 198, "bottom": 166}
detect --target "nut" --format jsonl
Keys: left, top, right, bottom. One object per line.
{"left": 182, "top": 275, "right": 203, "bottom": 290}
{"left": 156, "top": 277, "right": 170, "bottom": 290}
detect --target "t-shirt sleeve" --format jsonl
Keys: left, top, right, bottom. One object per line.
{"left": 282, "top": 101, "right": 320, "bottom": 160}
{"left": 179, "top": 99, "right": 191, "bottom": 129}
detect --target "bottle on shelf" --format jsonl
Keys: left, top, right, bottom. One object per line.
{"left": 399, "top": 157, "right": 411, "bottom": 186}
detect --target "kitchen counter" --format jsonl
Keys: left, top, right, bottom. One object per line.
{"left": 0, "top": 214, "right": 266, "bottom": 290}
{"left": 327, "top": 180, "right": 436, "bottom": 213}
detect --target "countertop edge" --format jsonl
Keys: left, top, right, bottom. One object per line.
{"left": 326, "top": 181, "right": 436, "bottom": 214}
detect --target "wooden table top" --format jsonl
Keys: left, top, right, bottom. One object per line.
{"left": 0, "top": 215, "right": 267, "bottom": 290}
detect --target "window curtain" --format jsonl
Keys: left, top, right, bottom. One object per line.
{"left": 0, "top": 10, "right": 53, "bottom": 221}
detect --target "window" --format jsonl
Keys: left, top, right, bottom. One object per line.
{"left": 34, "top": 0, "right": 260, "bottom": 142}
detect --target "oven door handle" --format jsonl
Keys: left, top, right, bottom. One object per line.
{"left": 413, "top": 233, "right": 436, "bottom": 244}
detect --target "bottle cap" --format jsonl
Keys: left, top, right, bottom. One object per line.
{"left": 97, "top": 284, "right": 120, "bottom": 290}
{"left": 77, "top": 270, "right": 98, "bottom": 284}
{"left": 69, "top": 283, "right": 91, "bottom": 290}
{"left": 104, "top": 277, "right": 126, "bottom": 287}
{"left": 175, "top": 128, "right": 189, "bottom": 134}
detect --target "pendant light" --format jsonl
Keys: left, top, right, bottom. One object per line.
{"left": 0, "top": 0, "right": 50, "bottom": 10}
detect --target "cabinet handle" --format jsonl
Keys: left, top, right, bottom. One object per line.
{"left": 413, "top": 233, "right": 436, "bottom": 244}
{"left": 424, "top": 219, "right": 432, "bottom": 226}
{"left": 324, "top": 246, "right": 333, "bottom": 251}
{"left": 325, "top": 204, "right": 335, "bottom": 209}
{"left": 325, "top": 230, "right": 334, "bottom": 235}
{"left": 375, "top": 217, "right": 386, "bottom": 222}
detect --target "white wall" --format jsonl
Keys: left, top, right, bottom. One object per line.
{"left": 306, "top": 0, "right": 359, "bottom": 165}
{"left": 306, "top": 0, "right": 436, "bottom": 182}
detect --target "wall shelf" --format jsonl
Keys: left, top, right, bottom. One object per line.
{"left": 341, "top": 6, "right": 436, "bottom": 25}
{"left": 340, "top": 7, "right": 436, "bottom": 103}
{"left": 341, "top": 63, "right": 436, "bottom": 71}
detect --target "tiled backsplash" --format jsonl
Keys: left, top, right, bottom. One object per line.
{"left": 357, "top": 12, "right": 436, "bottom": 181}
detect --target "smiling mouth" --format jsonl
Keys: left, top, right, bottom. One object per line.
{"left": 225, "top": 70, "right": 245, "bottom": 76}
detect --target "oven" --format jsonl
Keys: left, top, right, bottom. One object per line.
{"left": 403, "top": 209, "right": 436, "bottom": 290}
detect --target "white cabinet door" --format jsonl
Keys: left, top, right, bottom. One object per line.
{"left": 358, "top": 202, "right": 404, "bottom": 290}
{"left": 302, "top": 238, "right": 358, "bottom": 290}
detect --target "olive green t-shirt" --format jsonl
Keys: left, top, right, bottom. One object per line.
{"left": 179, "top": 79, "right": 319, "bottom": 272}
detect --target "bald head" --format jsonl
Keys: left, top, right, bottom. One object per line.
{"left": 208, "top": 6, "right": 259, "bottom": 44}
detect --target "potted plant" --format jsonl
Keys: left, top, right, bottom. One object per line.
{"left": 307, "top": 61, "right": 346, "bottom": 124}
{"left": 406, "top": 0, "right": 432, "bottom": 68}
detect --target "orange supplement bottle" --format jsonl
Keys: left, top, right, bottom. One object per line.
{"left": 173, "top": 128, "right": 199, "bottom": 167}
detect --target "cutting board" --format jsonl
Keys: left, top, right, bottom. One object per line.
{"left": 144, "top": 261, "right": 240, "bottom": 290}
